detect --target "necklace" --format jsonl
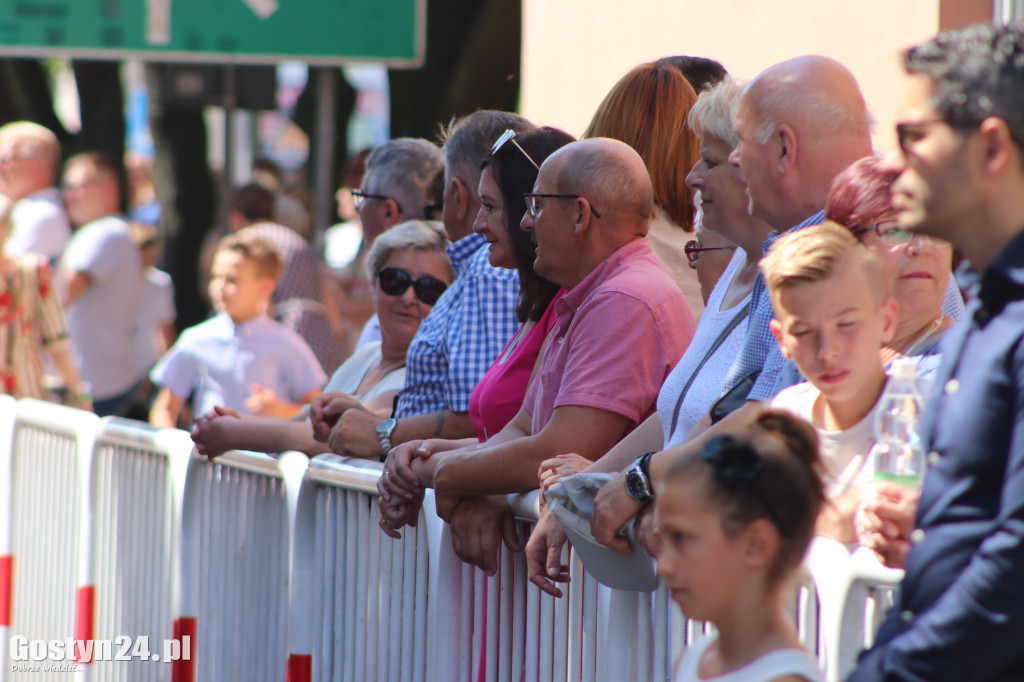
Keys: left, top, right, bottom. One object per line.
{"left": 900, "top": 314, "right": 947, "bottom": 357}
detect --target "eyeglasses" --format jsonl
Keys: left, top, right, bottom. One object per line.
{"left": 423, "top": 203, "right": 443, "bottom": 220}
{"left": 377, "top": 267, "right": 448, "bottom": 305}
{"left": 851, "top": 219, "right": 921, "bottom": 247}
{"left": 523, "top": 193, "right": 602, "bottom": 219}
{"left": 491, "top": 129, "right": 540, "bottom": 170}
{"left": 684, "top": 239, "right": 736, "bottom": 264}
{"left": 700, "top": 434, "right": 790, "bottom": 537}
{"left": 352, "top": 189, "right": 403, "bottom": 214}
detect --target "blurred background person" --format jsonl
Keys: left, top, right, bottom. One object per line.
{"left": 0, "top": 121, "right": 71, "bottom": 266}
{"left": 126, "top": 221, "right": 177, "bottom": 420}
{"left": 0, "top": 194, "right": 89, "bottom": 409}
{"left": 59, "top": 152, "right": 144, "bottom": 417}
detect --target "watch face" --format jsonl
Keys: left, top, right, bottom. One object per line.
{"left": 376, "top": 418, "right": 396, "bottom": 436}
{"left": 625, "top": 468, "right": 652, "bottom": 502}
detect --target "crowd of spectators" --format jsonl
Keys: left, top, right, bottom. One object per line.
{"left": 3, "top": 19, "right": 1024, "bottom": 681}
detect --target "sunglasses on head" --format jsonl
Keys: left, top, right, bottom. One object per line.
{"left": 491, "top": 129, "right": 540, "bottom": 169}
{"left": 378, "top": 267, "right": 448, "bottom": 305}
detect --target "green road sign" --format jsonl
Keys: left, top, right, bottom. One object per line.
{"left": 0, "top": 0, "right": 424, "bottom": 66}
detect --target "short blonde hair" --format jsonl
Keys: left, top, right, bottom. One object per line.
{"left": 762, "top": 222, "right": 885, "bottom": 307}
{"left": 214, "top": 231, "right": 284, "bottom": 283}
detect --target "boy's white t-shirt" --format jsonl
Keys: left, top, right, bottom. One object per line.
{"left": 770, "top": 379, "right": 890, "bottom": 499}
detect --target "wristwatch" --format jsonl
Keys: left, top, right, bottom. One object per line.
{"left": 625, "top": 452, "right": 656, "bottom": 503}
{"left": 375, "top": 418, "right": 398, "bottom": 455}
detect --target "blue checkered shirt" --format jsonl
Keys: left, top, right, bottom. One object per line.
{"left": 720, "top": 210, "right": 826, "bottom": 403}
{"left": 395, "top": 233, "right": 520, "bottom": 417}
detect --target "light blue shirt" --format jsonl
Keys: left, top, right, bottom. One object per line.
{"left": 720, "top": 211, "right": 827, "bottom": 403}
{"left": 150, "top": 312, "right": 327, "bottom": 416}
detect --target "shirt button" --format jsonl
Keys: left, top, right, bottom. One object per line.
{"left": 944, "top": 379, "right": 960, "bottom": 394}
{"left": 900, "top": 609, "right": 914, "bottom": 624}
{"left": 557, "top": 337, "right": 564, "bottom": 344}
{"left": 928, "top": 451, "right": 941, "bottom": 466}
{"left": 910, "top": 529, "right": 925, "bottom": 544}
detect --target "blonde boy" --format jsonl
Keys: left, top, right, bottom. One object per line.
{"left": 149, "top": 232, "right": 326, "bottom": 428}
{"left": 763, "top": 222, "right": 898, "bottom": 543}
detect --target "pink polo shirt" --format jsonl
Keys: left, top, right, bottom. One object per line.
{"left": 522, "top": 238, "right": 696, "bottom": 434}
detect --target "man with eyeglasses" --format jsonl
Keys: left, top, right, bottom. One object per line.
{"left": 376, "top": 138, "right": 694, "bottom": 573}
{"left": 347, "top": 137, "right": 445, "bottom": 349}
{"left": 315, "top": 111, "right": 528, "bottom": 463}
{"left": 0, "top": 121, "right": 71, "bottom": 265}
{"left": 848, "top": 22, "right": 1024, "bottom": 682}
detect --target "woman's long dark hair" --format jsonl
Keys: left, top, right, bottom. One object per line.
{"left": 487, "top": 126, "right": 575, "bottom": 321}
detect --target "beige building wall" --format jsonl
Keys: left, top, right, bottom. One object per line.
{"left": 520, "top": 0, "right": 985, "bottom": 154}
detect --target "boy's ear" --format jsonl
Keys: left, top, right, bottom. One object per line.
{"left": 260, "top": 275, "right": 277, "bottom": 300}
{"left": 741, "top": 518, "right": 779, "bottom": 571}
{"left": 879, "top": 296, "right": 899, "bottom": 345}
{"left": 769, "top": 318, "right": 791, "bottom": 359}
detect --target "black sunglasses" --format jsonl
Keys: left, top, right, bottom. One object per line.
{"left": 684, "top": 239, "right": 736, "bottom": 264}
{"left": 701, "top": 435, "right": 790, "bottom": 536}
{"left": 353, "top": 189, "right": 403, "bottom": 214}
{"left": 378, "top": 267, "right": 448, "bottom": 305}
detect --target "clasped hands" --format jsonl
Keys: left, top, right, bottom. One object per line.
{"left": 309, "top": 391, "right": 383, "bottom": 459}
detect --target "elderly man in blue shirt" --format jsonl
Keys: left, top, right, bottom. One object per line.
{"left": 313, "top": 111, "right": 531, "bottom": 459}
{"left": 848, "top": 21, "right": 1024, "bottom": 682}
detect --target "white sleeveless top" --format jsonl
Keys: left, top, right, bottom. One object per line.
{"left": 673, "top": 634, "right": 824, "bottom": 682}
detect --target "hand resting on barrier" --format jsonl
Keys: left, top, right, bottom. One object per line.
{"left": 310, "top": 391, "right": 366, "bottom": 442}
{"left": 538, "top": 453, "right": 592, "bottom": 496}
{"left": 853, "top": 481, "right": 920, "bottom": 568}
{"left": 447, "top": 495, "right": 522, "bottom": 576}
{"left": 526, "top": 507, "right": 572, "bottom": 597}
{"left": 191, "top": 406, "right": 242, "bottom": 458}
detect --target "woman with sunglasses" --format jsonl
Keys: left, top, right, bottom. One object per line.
{"left": 191, "top": 220, "right": 454, "bottom": 458}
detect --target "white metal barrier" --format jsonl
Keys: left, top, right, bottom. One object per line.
{"left": 80, "top": 416, "right": 193, "bottom": 682}
{"left": 0, "top": 399, "right": 906, "bottom": 682}
{"left": 805, "top": 537, "right": 903, "bottom": 681}
{"left": 289, "top": 455, "right": 442, "bottom": 682}
{"left": 0, "top": 398, "right": 99, "bottom": 682}
{"left": 176, "top": 448, "right": 307, "bottom": 682}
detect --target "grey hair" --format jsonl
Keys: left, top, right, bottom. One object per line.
{"left": 688, "top": 77, "right": 742, "bottom": 148}
{"left": 364, "top": 138, "right": 444, "bottom": 220}
{"left": 440, "top": 110, "right": 533, "bottom": 188}
{"left": 366, "top": 219, "right": 454, "bottom": 282}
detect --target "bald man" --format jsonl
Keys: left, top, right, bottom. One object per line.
{"left": 378, "top": 138, "right": 695, "bottom": 573}
{"left": 581, "top": 56, "right": 881, "bottom": 559}
{"left": 0, "top": 121, "right": 71, "bottom": 263}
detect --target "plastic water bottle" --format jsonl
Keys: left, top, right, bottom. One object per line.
{"left": 871, "top": 358, "right": 926, "bottom": 490}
